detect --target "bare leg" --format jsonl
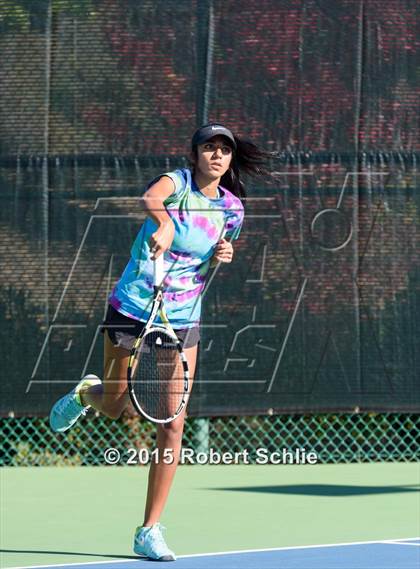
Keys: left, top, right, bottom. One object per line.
{"left": 81, "top": 330, "right": 198, "bottom": 525}
{"left": 143, "top": 344, "right": 198, "bottom": 526}
{"left": 80, "top": 331, "right": 130, "bottom": 420}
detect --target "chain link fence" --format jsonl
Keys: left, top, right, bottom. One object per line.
{"left": 2, "top": 413, "right": 418, "bottom": 466}
{"left": 1, "top": 3, "right": 418, "bottom": 472}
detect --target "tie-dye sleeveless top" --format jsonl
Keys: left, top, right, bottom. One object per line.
{"left": 109, "top": 168, "right": 244, "bottom": 328}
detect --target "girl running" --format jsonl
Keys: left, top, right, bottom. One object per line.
{"left": 49, "top": 123, "right": 272, "bottom": 561}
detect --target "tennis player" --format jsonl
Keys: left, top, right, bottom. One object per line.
{"left": 49, "top": 123, "right": 272, "bottom": 561}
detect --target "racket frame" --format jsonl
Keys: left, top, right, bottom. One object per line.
{"left": 127, "top": 256, "right": 190, "bottom": 424}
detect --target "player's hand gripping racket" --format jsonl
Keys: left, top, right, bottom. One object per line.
{"left": 127, "top": 255, "right": 190, "bottom": 423}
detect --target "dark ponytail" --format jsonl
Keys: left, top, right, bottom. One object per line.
{"left": 191, "top": 133, "right": 276, "bottom": 200}
{"left": 221, "top": 135, "right": 276, "bottom": 199}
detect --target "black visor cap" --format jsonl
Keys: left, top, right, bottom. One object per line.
{"left": 191, "top": 124, "right": 236, "bottom": 150}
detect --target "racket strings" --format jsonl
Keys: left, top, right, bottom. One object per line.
{"left": 133, "top": 330, "right": 187, "bottom": 421}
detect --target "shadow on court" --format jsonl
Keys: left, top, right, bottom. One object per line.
{"left": 211, "top": 484, "right": 420, "bottom": 496}
{"left": 0, "top": 550, "right": 138, "bottom": 560}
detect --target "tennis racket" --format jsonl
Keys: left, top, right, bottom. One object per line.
{"left": 127, "top": 254, "right": 190, "bottom": 423}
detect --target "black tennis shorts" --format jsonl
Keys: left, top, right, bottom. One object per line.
{"left": 100, "top": 304, "right": 200, "bottom": 351}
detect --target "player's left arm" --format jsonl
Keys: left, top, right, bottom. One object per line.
{"left": 211, "top": 203, "right": 244, "bottom": 267}
{"left": 210, "top": 238, "right": 234, "bottom": 267}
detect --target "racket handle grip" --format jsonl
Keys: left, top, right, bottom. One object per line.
{"left": 153, "top": 254, "right": 165, "bottom": 288}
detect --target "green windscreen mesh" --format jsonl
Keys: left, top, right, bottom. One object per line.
{"left": 0, "top": 0, "right": 418, "bottom": 420}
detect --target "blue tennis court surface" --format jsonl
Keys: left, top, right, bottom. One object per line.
{"left": 10, "top": 538, "right": 419, "bottom": 569}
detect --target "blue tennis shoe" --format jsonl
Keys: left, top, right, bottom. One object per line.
{"left": 49, "top": 374, "right": 101, "bottom": 433}
{"left": 133, "top": 523, "right": 176, "bottom": 561}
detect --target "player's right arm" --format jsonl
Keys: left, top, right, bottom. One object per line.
{"left": 142, "top": 176, "right": 176, "bottom": 259}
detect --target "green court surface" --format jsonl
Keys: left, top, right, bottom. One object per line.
{"left": 1, "top": 463, "right": 419, "bottom": 568}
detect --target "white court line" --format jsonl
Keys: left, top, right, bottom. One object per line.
{"left": 381, "top": 537, "right": 420, "bottom": 543}
{"left": 4, "top": 536, "right": 419, "bottom": 569}
{"left": 181, "top": 537, "right": 420, "bottom": 558}
{"left": 382, "top": 541, "right": 420, "bottom": 547}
